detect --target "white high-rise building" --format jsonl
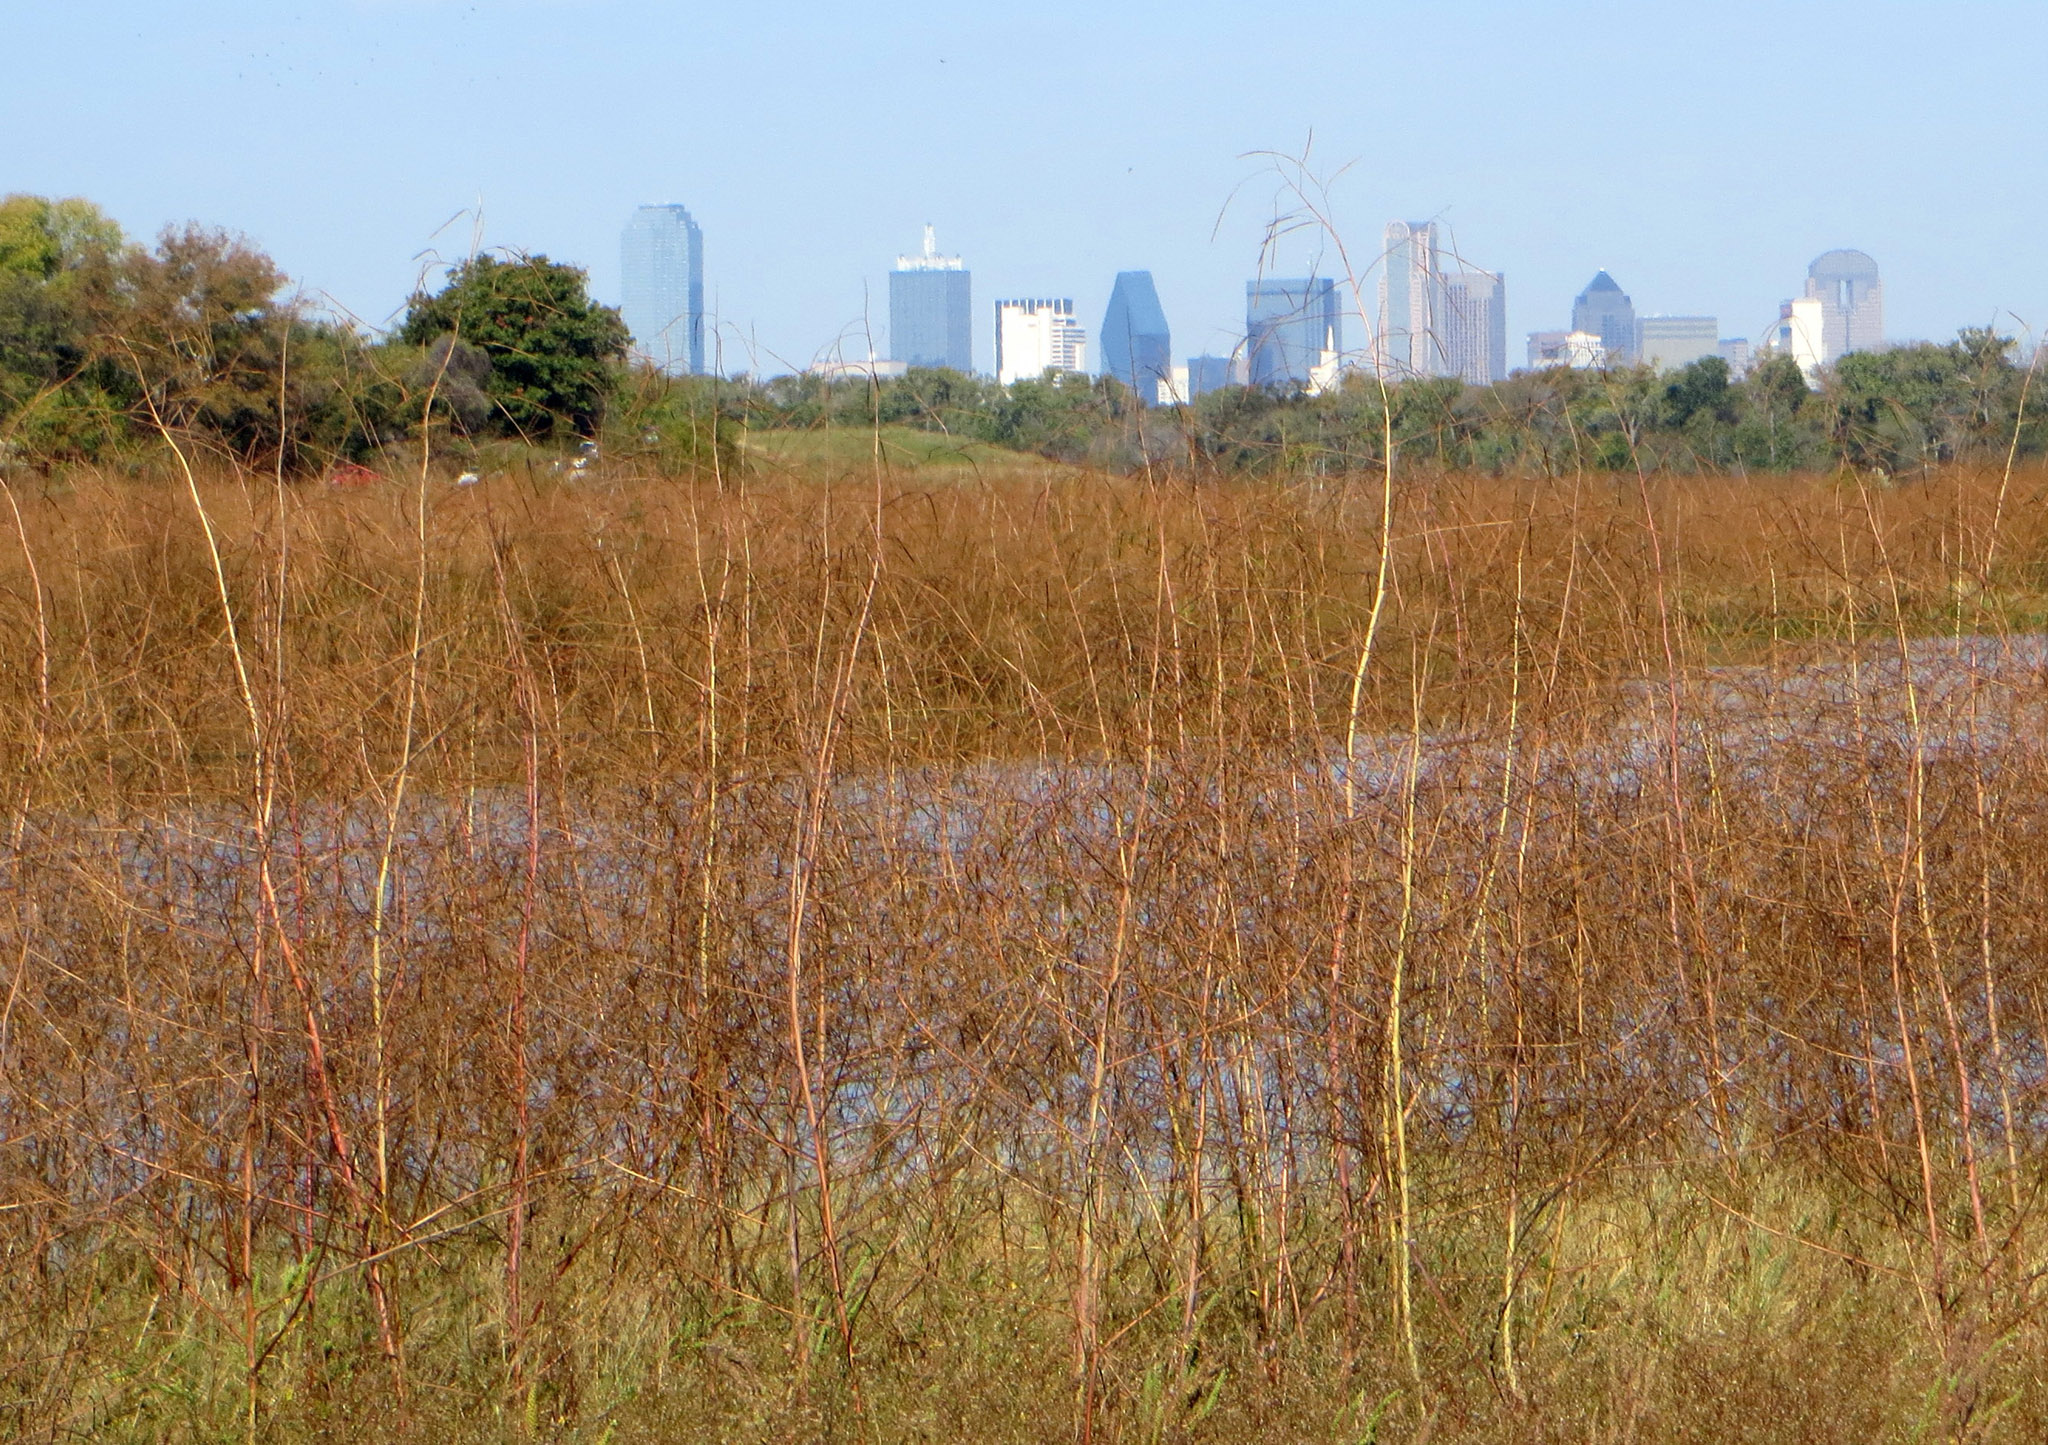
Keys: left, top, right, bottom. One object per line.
{"left": 1377, "top": 222, "right": 1505, "bottom": 383}
{"left": 1376, "top": 220, "right": 1443, "bottom": 378}
{"left": 1784, "top": 297, "right": 1829, "bottom": 384}
{"left": 994, "top": 299, "right": 1087, "bottom": 384}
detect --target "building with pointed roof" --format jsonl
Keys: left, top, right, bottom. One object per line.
{"left": 1571, "top": 271, "right": 1636, "bottom": 366}
{"left": 1100, "top": 271, "right": 1172, "bottom": 405}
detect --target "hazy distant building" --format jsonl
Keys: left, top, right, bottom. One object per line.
{"left": 1247, "top": 277, "right": 1341, "bottom": 388}
{"left": 1376, "top": 220, "right": 1443, "bottom": 378}
{"left": 1526, "top": 331, "right": 1568, "bottom": 369}
{"left": 1571, "top": 271, "right": 1636, "bottom": 365}
{"left": 1782, "top": 297, "right": 1829, "bottom": 384}
{"left": 1100, "top": 271, "right": 1173, "bottom": 404}
{"left": 620, "top": 203, "right": 705, "bottom": 375}
{"left": 1441, "top": 269, "right": 1508, "bottom": 384}
{"left": 1636, "top": 316, "right": 1719, "bottom": 373}
{"left": 809, "top": 357, "right": 909, "bottom": 382}
{"left": 1528, "top": 330, "right": 1607, "bottom": 369}
{"left": 1805, "top": 249, "right": 1883, "bottom": 364}
{"left": 994, "top": 298, "right": 1087, "bottom": 385}
{"left": 890, "top": 225, "right": 973, "bottom": 372}
{"left": 1717, "top": 337, "right": 1752, "bottom": 379}
{"left": 1185, "top": 354, "right": 1237, "bottom": 398}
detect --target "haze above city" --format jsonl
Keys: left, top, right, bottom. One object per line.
{"left": 9, "top": 0, "right": 2044, "bottom": 372}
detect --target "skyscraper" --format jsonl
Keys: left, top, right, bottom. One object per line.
{"left": 1571, "top": 272, "right": 1636, "bottom": 366}
{"left": 1376, "top": 220, "right": 1443, "bottom": 378}
{"left": 1374, "top": 223, "right": 1504, "bottom": 384}
{"left": 1100, "top": 271, "right": 1172, "bottom": 404}
{"left": 620, "top": 203, "right": 705, "bottom": 375}
{"left": 1782, "top": 297, "right": 1829, "bottom": 384}
{"left": 1246, "top": 277, "right": 1340, "bottom": 388}
{"left": 1440, "top": 269, "right": 1507, "bottom": 384}
{"left": 890, "top": 225, "right": 973, "bottom": 372}
{"left": 994, "top": 299, "right": 1087, "bottom": 384}
{"left": 1804, "top": 250, "right": 1883, "bottom": 364}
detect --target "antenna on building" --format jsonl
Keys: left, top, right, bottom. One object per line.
{"left": 923, "top": 223, "right": 937, "bottom": 260}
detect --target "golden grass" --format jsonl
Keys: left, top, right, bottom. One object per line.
{"left": 4, "top": 457, "right": 2048, "bottom": 1442}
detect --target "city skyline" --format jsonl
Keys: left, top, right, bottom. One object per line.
{"left": 705, "top": 210, "right": 1885, "bottom": 388}
{"left": 12, "top": 3, "right": 2041, "bottom": 385}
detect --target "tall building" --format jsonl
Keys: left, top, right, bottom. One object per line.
{"left": 1804, "top": 249, "right": 1883, "bottom": 364}
{"left": 1636, "top": 316, "right": 1719, "bottom": 373}
{"left": 1374, "top": 223, "right": 1504, "bottom": 384}
{"left": 620, "top": 203, "right": 705, "bottom": 375}
{"left": 890, "top": 225, "right": 973, "bottom": 372}
{"left": 1783, "top": 297, "right": 1829, "bottom": 384}
{"left": 1375, "top": 220, "right": 1489, "bottom": 379}
{"left": 1246, "top": 277, "right": 1340, "bottom": 388}
{"left": 1441, "top": 269, "right": 1507, "bottom": 384}
{"left": 1185, "top": 354, "right": 1237, "bottom": 398}
{"left": 1100, "top": 271, "right": 1172, "bottom": 404}
{"left": 1375, "top": 221, "right": 1441, "bottom": 377}
{"left": 1571, "top": 271, "right": 1636, "bottom": 365}
{"left": 994, "top": 299, "right": 1087, "bottom": 384}
{"left": 1717, "top": 337, "right": 1752, "bottom": 380}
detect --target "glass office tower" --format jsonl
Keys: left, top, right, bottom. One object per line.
{"left": 620, "top": 203, "right": 705, "bottom": 376}
{"left": 890, "top": 225, "right": 973, "bottom": 372}
{"left": 1246, "top": 277, "right": 1340, "bottom": 388}
{"left": 1099, "top": 271, "right": 1172, "bottom": 404}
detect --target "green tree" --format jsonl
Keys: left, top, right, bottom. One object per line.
{"left": 397, "top": 253, "right": 628, "bottom": 440}
{"left": 1729, "top": 355, "right": 1819, "bottom": 471}
{"left": 0, "top": 194, "right": 122, "bottom": 281}
{"left": 0, "top": 195, "right": 129, "bottom": 459}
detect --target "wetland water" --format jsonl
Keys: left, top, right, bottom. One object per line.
{"left": 24, "top": 631, "right": 2048, "bottom": 951}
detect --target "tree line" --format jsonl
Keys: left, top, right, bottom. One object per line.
{"left": 0, "top": 193, "right": 703, "bottom": 473}
{"left": 5, "top": 191, "right": 2041, "bottom": 479}
{"left": 749, "top": 330, "right": 2047, "bottom": 479}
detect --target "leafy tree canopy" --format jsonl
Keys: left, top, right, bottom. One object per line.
{"left": 397, "top": 253, "right": 628, "bottom": 439}
{"left": 0, "top": 194, "right": 123, "bottom": 280}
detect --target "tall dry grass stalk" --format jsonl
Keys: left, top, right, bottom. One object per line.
{"left": 3, "top": 455, "right": 2048, "bottom": 1441}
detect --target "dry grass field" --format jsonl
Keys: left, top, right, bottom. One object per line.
{"left": 5, "top": 451, "right": 2048, "bottom": 1442}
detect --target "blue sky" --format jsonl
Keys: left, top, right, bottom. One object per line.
{"left": 7, "top": 0, "right": 2043, "bottom": 373}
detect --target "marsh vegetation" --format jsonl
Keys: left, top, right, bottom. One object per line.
{"left": 5, "top": 451, "right": 2048, "bottom": 1443}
